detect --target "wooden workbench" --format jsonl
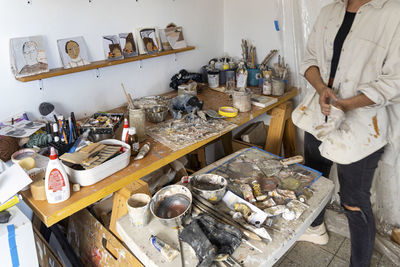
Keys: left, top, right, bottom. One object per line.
{"left": 116, "top": 148, "right": 335, "bottom": 267}
{"left": 21, "top": 87, "right": 298, "bottom": 227}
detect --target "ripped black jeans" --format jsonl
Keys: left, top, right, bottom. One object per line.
{"left": 304, "top": 132, "right": 384, "bottom": 267}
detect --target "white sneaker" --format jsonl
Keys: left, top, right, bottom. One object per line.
{"left": 297, "top": 223, "right": 329, "bottom": 245}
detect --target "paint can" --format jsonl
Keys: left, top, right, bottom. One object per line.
{"left": 207, "top": 70, "right": 220, "bottom": 89}
{"left": 128, "top": 108, "right": 146, "bottom": 142}
{"left": 247, "top": 68, "right": 261, "bottom": 87}
{"left": 127, "top": 193, "right": 151, "bottom": 227}
{"left": 232, "top": 89, "right": 252, "bottom": 112}
{"left": 272, "top": 78, "right": 285, "bottom": 96}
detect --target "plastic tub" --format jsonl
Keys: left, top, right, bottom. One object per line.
{"left": 62, "top": 139, "right": 131, "bottom": 186}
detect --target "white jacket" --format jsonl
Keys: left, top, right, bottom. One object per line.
{"left": 292, "top": 0, "right": 400, "bottom": 165}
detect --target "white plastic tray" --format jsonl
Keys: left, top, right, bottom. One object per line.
{"left": 62, "top": 139, "right": 131, "bottom": 186}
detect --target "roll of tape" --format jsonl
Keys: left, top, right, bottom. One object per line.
{"left": 218, "top": 106, "right": 238, "bottom": 118}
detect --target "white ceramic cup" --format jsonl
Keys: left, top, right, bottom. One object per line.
{"left": 127, "top": 193, "right": 151, "bottom": 227}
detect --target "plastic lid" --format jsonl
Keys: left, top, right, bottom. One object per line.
{"left": 128, "top": 127, "right": 136, "bottom": 135}
{"left": 123, "top": 118, "right": 129, "bottom": 128}
{"left": 49, "top": 147, "right": 58, "bottom": 160}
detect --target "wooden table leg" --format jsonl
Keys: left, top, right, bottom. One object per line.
{"left": 221, "top": 131, "right": 233, "bottom": 156}
{"left": 282, "top": 116, "right": 297, "bottom": 157}
{"left": 109, "top": 180, "right": 151, "bottom": 239}
{"left": 264, "top": 101, "right": 293, "bottom": 156}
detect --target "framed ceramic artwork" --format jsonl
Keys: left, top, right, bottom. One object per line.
{"left": 103, "top": 35, "right": 123, "bottom": 60}
{"left": 57, "top": 36, "right": 91, "bottom": 69}
{"left": 119, "top": 32, "right": 138, "bottom": 58}
{"left": 136, "top": 28, "right": 162, "bottom": 54}
{"left": 10, "top": 35, "right": 49, "bottom": 78}
{"left": 164, "top": 25, "right": 187, "bottom": 49}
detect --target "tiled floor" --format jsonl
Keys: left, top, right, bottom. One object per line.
{"left": 273, "top": 231, "right": 399, "bottom": 267}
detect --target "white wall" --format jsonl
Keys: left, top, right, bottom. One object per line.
{"left": 0, "top": 0, "right": 224, "bottom": 121}
{"left": 223, "top": 0, "right": 281, "bottom": 62}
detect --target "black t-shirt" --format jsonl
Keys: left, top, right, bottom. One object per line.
{"left": 329, "top": 11, "right": 356, "bottom": 80}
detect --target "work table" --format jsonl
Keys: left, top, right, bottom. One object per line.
{"left": 21, "top": 87, "right": 298, "bottom": 227}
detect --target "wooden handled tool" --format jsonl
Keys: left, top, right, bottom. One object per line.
{"left": 192, "top": 199, "right": 261, "bottom": 242}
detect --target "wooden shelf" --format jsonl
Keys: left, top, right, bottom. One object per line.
{"left": 16, "top": 46, "right": 196, "bottom": 82}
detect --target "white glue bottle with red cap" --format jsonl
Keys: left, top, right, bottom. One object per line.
{"left": 45, "top": 147, "right": 70, "bottom": 203}
{"left": 121, "top": 118, "right": 130, "bottom": 143}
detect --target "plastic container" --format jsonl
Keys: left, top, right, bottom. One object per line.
{"left": 62, "top": 139, "right": 131, "bottom": 186}
{"left": 45, "top": 147, "right": 70, "bottom": 204}
{"left": 127, "top": 193, "right": 151, "bottom": 227}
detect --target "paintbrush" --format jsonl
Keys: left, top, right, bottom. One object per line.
{"left": 121, "top": 83, "right": 134, "bottom": 109}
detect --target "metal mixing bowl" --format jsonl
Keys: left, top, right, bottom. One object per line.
{"left": 150, "top": 185, "right": 192, "bottom": 227}
{"left": 190, "top": 174, "right": 227, "bottom": 203}
{"left": 145, "top": 105, "right": 169, "bottom": 123}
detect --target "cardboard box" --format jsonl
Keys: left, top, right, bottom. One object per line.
{"left": 33, "top": 227, "right": 64, "bottom": 267}
{"left": 232, "top": 122, "right": 268, "bottom": 152}
{"left": 0, "top": 206, "right": 38, "bottom": 267}
{"left": 68, "top": 209, "right": 143, "bottom": 267}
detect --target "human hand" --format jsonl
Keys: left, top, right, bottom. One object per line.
{"left": 318, "top": 87, "right": 338, "bottom": 116}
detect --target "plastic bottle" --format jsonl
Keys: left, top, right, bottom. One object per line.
{"left": 45, "top": 147, "right": 70, "bottom": 204}
{"left": 121, "top": 118, "right": 129, "bottom": 143}
{"left": 127, "top": 127, "right": 139, "bottom": 157}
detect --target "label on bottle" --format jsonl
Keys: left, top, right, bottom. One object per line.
{"left": 48, "top": 168, "right": 66, "bottom": 192}
{"left": 263, "top": 81, "right": 272, "bottom": 95}
{"left": 237, "top": 73, "right": 247, "bottom": 89}
{"left": 132, "top": 142, "right": 140, "bottom": 151}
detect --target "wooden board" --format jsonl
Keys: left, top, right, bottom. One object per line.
{"left": 109, "top": 180, "right": 151, "bottom": 239}
{"left": 67, "top": 209, "right": 143, "bottom": 267}
{"left": 16, "top": 46, "right": 195, "bottom": 82}
{"left": 21, "top": 87, "right": 298, "bottom": 227}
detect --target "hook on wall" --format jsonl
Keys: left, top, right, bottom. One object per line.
{"left": 38, "top": 79, "right": 43, "bottom": 90}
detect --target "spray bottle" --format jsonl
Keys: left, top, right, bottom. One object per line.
{"left": 45, "top": 147, "right": 70, "bottom": 203}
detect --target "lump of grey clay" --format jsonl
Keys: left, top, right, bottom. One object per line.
{"left": 0, "top": 211, "right": 11, "bottom": 223}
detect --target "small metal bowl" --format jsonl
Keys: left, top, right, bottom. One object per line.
{"left": 150, "top": 185, "right": 192, "bottom": 227}
{"left": 190, "top": 174, "right": 227, "bottom": 203}
{"left": 145, "top": 105, "right": 169, "bottom": 123}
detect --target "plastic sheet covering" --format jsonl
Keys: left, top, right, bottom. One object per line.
{"left": 275, "top": 0, "right": 331, "bottom": 102}
{"left": 277, "top": 0, "right": 400, "bottom": 261}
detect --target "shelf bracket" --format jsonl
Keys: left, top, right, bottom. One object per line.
{"left": 95, "top": 68, "right": 101, "bottom": 78}
{"left": 174, "top": 53, "right": 178, "bottom": 62}
{"left": 27, "top": 0, "right": 32, "bottom": 4}
{"left": 38, "top": 79, "right": 43, "bottom": 90}
{"left": 139, "top": 60, "right": 143, "bottom": 69}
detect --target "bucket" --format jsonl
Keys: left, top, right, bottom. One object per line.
{"left": 128, "top": 108, "right": 146, "bottom": 142}
{"left": 232, "top": 89, "right": 252, "bottom": 112}
{"left": 127, "top": 193, "right": 151, "bottom": 227}
{"left": 247, "top": 68, "right": 261, "bottom": 87}
{"left": 207, "top": 70, "right": 220, "bottom": 89}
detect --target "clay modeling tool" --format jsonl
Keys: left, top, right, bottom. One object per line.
{"left": 192, "top": 197, "right": 261, "bottom": 242}
{"left": 121, "top": 83, "right": 134, "bottom": 109}
{"left": 83, "top": 145, "right": 121, "bottom": 169}
{"left": 279, "top": 155, "right": 304, "bottom": 166}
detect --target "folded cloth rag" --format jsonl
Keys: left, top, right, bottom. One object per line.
{"left": 179, "top": 214, "right": 242, "bottom": 267}
{"left": 314, "top": 105, "right": 345, "bottom": 140}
